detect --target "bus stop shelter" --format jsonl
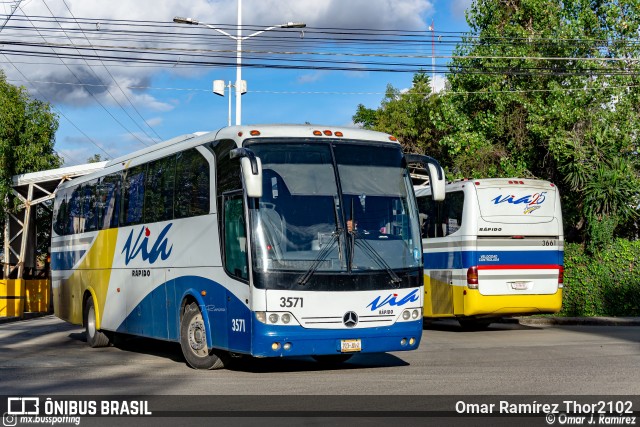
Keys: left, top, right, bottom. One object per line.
{"left": 0, "top": 162, "right": 106, "bottom": 318}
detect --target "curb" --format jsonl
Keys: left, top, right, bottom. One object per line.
{"left": 510, "top": 317, "right": 640, "bottom": 327}
{"left": 0, "top": 312, "right": 50, "bottom": 325}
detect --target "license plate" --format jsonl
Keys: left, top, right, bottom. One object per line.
{"left": 509, "top": 281, "right": 531, "bottom": 290}
{"left": 341, "top": 339, "right": 362, "bottom": 353}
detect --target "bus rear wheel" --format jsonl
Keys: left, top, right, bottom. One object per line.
{"left": 180, "top": 302, "right": 225, "bottom": 370}
{"left": 84, "top": 298, "right": 110, "bottom": 348}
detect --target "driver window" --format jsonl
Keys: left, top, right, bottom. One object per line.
{"left": 223, "top": 193, "right": 248, "bottom": 281}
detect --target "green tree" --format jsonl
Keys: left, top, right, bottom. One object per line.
{"left": 353, "top": 73, "right": 451, "bottom": 158}
{"left": 446, "top": 0, "right": 640, "bottom": 243}
{"left": 0, "top": 70, "right": 61, "bottom": 213}
{"left": 356, "top": 0, "right": 640, "bottom": 244}
{"left": 87, "top": 153, "right": 104, "bottom": 163}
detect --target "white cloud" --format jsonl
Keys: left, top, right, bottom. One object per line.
{"left": 145, "top": 117, "right": 163, "bottom": 127}
{"left": 3, "top": 0, "right": 436, "bottom": 105}
{"left": 297, "top": 71, "right": 326, "bottom": 84}
{"left": 450, "top": 0, "right": 472, "bottom": 20}
{"left": 431, "top": 74, "right": 447, "bottom": 93}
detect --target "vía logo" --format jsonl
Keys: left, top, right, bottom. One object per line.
{"left": 366, "top": 289, "right": 419, "bottom": 311}
{"left": 122, "top": 224, "right": 173, "bottom": 266}
{"left": 491, "top": 191, "right": 547, "bottom": 214}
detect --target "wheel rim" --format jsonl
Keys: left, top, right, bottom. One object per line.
{"left": 87, "top": 305, "right": 96, "bottom": 338}
{"left": 187, "top": 312, "right": 208, "bottom": 358}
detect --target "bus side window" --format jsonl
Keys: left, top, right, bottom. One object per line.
{"left": 175, "top": 149, "right": 210, "bottom": 219}
{"left": 53, "top": 188, "right": 70, "bottom": 236}
{"left": 417, "top": 190, "right": 464, "bottom": 238}
{"left": 445, "top": 191, "right": 464, "bottom": 236}
{"left": 121, "top": 165, "right": 146, "bottom": 227}
{"left": 96, "top": 173, "right": 122, "bottom": 230}
{"left": 145, "top": 155, "right": 176, "bottom": 223}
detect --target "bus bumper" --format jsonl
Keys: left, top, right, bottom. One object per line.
{"left": 461, "top": 288, "right": 563, "bottom": 317}
{"left": 251, "top": 316, "right": 423, "bottom": 358}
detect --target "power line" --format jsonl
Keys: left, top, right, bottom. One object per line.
{"left": 39, "top": 0, "right": 160, "bottom": 144}
{"left": 8, "top": 77, "right": 639, "bottom": 97}
{"left": 58, "top": 0, "right": 163, "bottom": 142}
{"left": 15, "top": 5, "right": 151, "bottom": 148}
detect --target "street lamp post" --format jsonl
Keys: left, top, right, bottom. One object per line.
{"left": 174, "top": 1, "right": 305, "bottom": 126}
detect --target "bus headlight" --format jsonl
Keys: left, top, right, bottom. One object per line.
{"left": 402, "top": 310, "right": 411, "bottom": 320}
{"left": 412, "top": 309, "right": 420, "bottom": 319}
{"left": 256, "top": 312, "right": 299, "bottom": 325}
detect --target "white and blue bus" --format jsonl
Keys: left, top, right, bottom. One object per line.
{"left": 51, "top": 125, "right": 446, "bottom": 369}
{"left": 413, "top": 178, "right": 563, "bottom": 329}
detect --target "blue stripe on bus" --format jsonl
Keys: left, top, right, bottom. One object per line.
{"left": 51, "top": 250, "right": 87, "bottom": 271}
{"left": 116, "top": 275, "right": 422, "bottom": 357}
{"left": 423, "top": 250, "right": 563, "bottom": 270}
{"left": 117, "top": 275, "right": 252, "bottom": 354}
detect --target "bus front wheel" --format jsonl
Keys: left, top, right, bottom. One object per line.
{"left": 84, "top": 298, "right": 110, "bottom": 348}
{"left": 180, "top": 302, "right": 225, "bottom": 370}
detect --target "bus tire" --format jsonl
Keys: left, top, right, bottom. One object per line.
{"left": 312, "top": 354, "right": 353, "bottom": 365}
{"left": 84, "top": 298, "right": 110, "bottom": 348}
{"left": 458, "top": 318, "right": 492, "bottom": 331}
{"left": 180, "top": 302, "right": 225, "bottom": 370}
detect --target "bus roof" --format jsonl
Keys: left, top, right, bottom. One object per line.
{"left": 414, "top": 178, "right": 556, "bottom": 197}
{"left": 214, "top": 124, "right": 399, "bottom": 144}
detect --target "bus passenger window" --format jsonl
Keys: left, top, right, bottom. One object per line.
{"left": 121, "top": 165, "right": 146, "bottom": 226}
{"left": 417, "top": 190, "right": 464, "bottom": 238}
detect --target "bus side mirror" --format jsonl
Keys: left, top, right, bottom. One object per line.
{"left": 405, "top": 154, "right": 446, "bottom": 201}
{"left": 230, "top": 148, "right": 263, "bottom": 198}
{"left": 241, "top": 157, "right": 263, "bottom": 198}
{"left": 427, "top": 163, "right": 445, "bottom": 201}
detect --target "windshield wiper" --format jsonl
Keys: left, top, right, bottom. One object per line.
{"left": 296, "top": 196, "right": 343, "bottom": 286}
{"left": 348, "top": 198, "right": 401, "bottom": 286}
{"left": 352, "top": 234, "right": 402, "bottom": 286}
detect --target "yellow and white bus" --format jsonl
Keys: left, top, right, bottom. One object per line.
{"left": 414, "top": 178, "right": 563, "bottom": 329}
{"left": 52, "top": 124, "right": 446, "bottom": 368}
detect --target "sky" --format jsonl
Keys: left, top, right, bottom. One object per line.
{"left": 0, "top": 0, "right": 472, "bottom": 165}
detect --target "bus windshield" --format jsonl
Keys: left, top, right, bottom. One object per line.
{"left": 246, "top": 139, "right": 422, "bottom": 285}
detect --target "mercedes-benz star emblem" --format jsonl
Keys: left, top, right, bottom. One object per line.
{"left": 343, "top": 311, "right": 358, "bottom": 328}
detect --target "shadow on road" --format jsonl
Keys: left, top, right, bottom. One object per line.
{"left": 423, "top": 318, "right": 541, "bottom": 332}
{"left": 65, "top": 330, "right": 410, "bottom": 372}
{"left": 225, "top": 352, "right": 409, "bottom": 373}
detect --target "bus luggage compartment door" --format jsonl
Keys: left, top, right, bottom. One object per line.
{"left": 427, "top": 270, "right": 453, "bottom": 315}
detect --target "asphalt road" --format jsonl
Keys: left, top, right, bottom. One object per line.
{"left": 1, "top": 315, "right": 638, "bottom": 396}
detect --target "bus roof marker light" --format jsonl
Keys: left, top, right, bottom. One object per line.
{"left": 250, "top": 130, "right": 260, "bottom": 136}
{"left": 389, "top": 136, "right": 397, "bottom": 141}
{"left": 335, "top": 131, "right": 343, "bottom": 137}
{"left": 313, "top": 130, "right": 322, "bottom": 136}
{"left": 237, "top": 132, "right": 243, "bottom": 137}
{"left": 323, "top": 130, "right": 332, "bottom": 136}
